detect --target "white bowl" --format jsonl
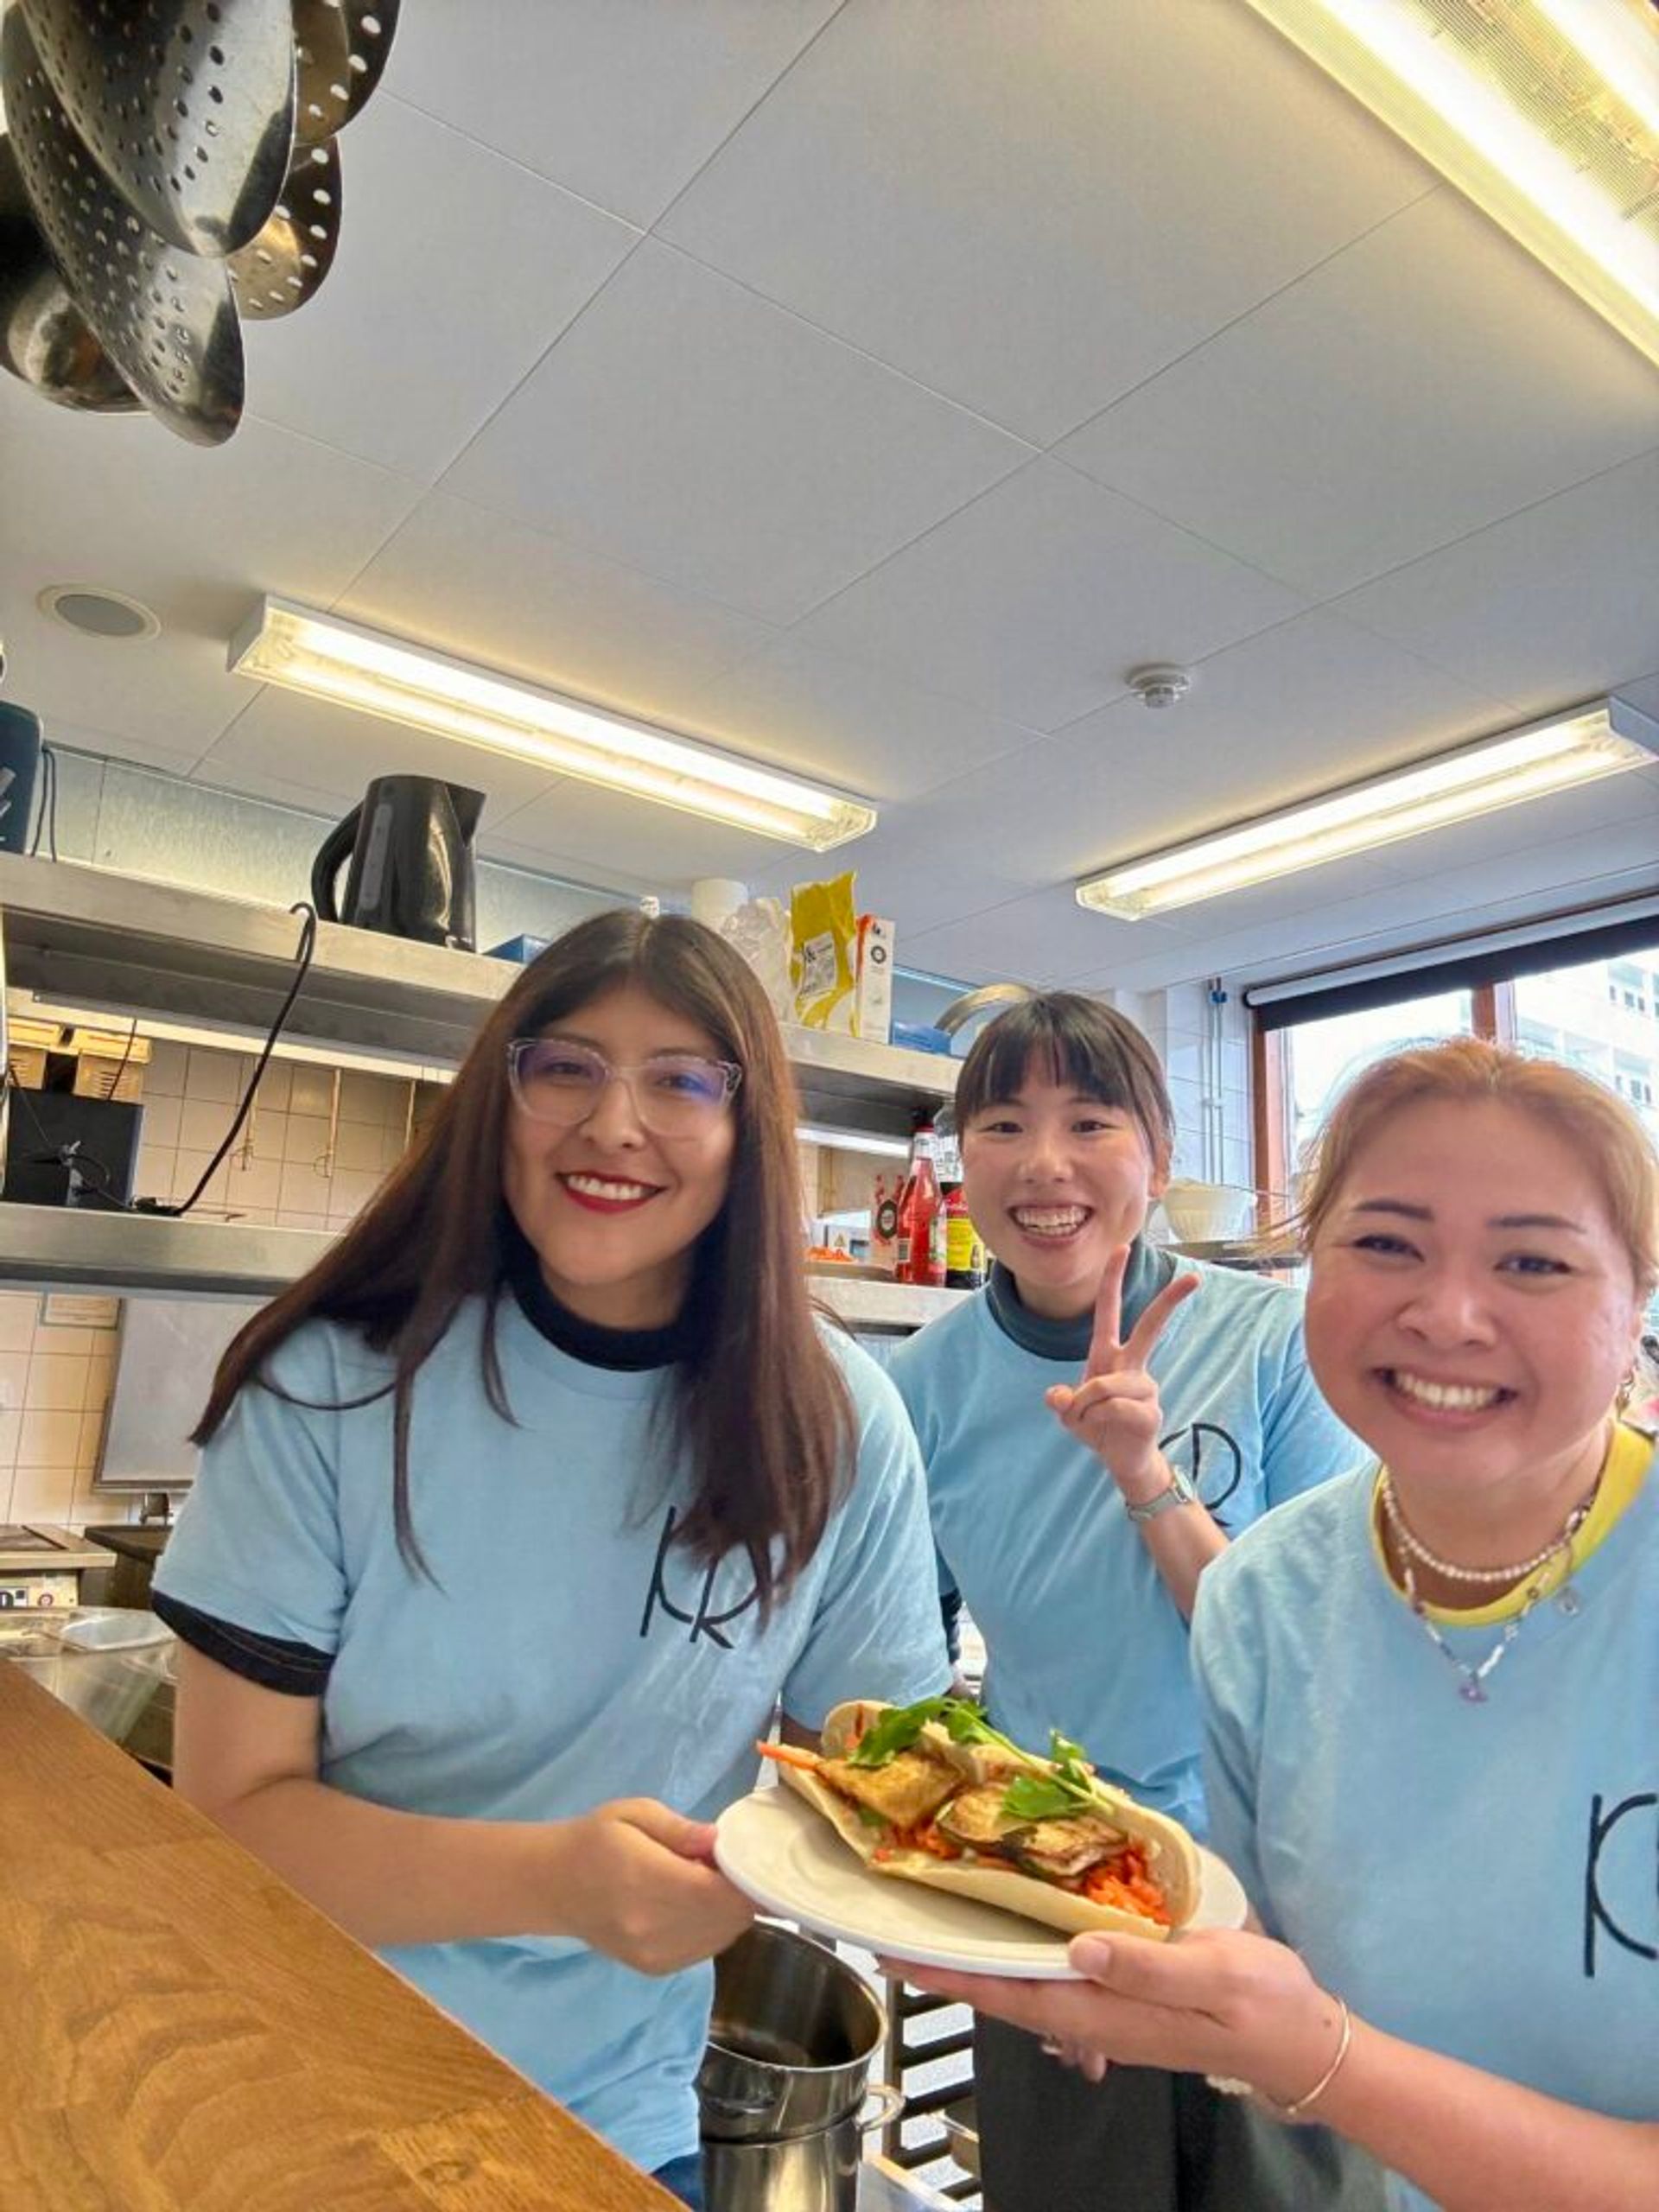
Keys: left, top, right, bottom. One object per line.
{"left": 1160, "top": 1181, "right": 1256, "bottom": 1243}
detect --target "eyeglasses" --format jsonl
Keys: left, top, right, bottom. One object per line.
{"left": 506, "top": 1037, "right": 742, "bottom": 1137}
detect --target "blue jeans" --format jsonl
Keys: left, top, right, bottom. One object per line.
{"left": 652, "top": 2152, "right": 704, "bottom": 2209}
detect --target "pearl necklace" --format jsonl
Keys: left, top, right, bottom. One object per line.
{"left": 1377, "top": 1470, "right": 1586, "bottom": 1584}
{"left": 1380, "top": 1471, "right": 1599, "bottom": 1706}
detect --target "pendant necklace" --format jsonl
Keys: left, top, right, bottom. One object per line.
{"left": 1380, "top": 1471, "right": 1599, "bottom": 1705}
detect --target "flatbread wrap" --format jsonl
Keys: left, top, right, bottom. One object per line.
{"left": 759, "top": 1696, "right": 1201, "bottom": 1942}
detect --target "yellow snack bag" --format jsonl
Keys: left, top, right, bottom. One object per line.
{"left": 791, "top": 873, "right": 858, "bottom": 1033}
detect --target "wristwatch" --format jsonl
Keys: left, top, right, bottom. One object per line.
{"left": 1124, "top": 1463, "right": 1200, "bottom": 1524}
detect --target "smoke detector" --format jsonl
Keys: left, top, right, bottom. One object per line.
{"left": 1127, "top": 664, "right": 1192, "bottom": 709}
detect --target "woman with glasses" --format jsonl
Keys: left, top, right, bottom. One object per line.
{"left": 153, "top": 909, "right": 950, "bottom": 2207}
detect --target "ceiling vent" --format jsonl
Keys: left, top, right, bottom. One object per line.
{"left": 37, "top": 586, "right": 160, "bottom": 641}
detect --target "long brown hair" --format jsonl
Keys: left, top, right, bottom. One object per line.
{"left": 194, "top": 909, "right": 855, "bottom": 1617}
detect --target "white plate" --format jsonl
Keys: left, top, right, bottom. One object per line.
{"left": 715, "top": 1785, "right": 1247, "bottom": 1980}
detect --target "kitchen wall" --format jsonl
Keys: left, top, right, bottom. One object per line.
{"left": 0, "top": 1034, "right": 430, "bottom": 1530}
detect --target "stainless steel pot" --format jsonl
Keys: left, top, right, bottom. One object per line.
{"left": 699, "top": 2104, "right": 901, "bottom": 2212}
{"left": 697, "top": 1922, "right": 898, "bottom": 2145}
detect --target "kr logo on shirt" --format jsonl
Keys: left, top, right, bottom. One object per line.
{"left": 638, "top": 1503, "right": 760, "bottom": 1649}
{"left": 1584, "top": 1789, "right": 1659, "bottom": 1976}
{"left": 1158, "top": 1421, "right": 1243, "bottom": 1527}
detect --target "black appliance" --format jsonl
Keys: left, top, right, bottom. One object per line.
{"left": 310, "top": 776, "right": 484, "bottom": 951}
{"left": 1, "top": 1091, "right": 141, "bottom": 1207}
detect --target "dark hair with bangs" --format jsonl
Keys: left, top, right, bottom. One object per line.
{"left": 193, "top": 908, "right": 855, "bottom": 1622}
{"left": 954, "top": 991, "right": 1175, "bottom": 1173}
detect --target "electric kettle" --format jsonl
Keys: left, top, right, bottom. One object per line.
{"left": 310, "top": 776, "right": 485, "bottom": 951}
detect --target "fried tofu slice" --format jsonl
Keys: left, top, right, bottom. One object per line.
{"left": 817, "top": 1747, "right": 959, "bottom": 1829}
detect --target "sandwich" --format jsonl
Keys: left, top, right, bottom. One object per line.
{"left": 759, "top": 1695, "right": 1200, "bottom": 1942}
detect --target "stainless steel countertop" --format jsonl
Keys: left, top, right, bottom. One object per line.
{"left": 859, "top": 2154, "right": 962, "bottom": 2209}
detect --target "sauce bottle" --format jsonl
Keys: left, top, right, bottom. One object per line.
{"left": 896, "top": 1120, "right": 945, "bottom": 1287}
{"left": 943, "top": 1181, "right": 986, "bottom": 1290}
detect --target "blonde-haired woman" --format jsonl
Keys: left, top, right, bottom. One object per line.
{"left": 900, "top": 1039, "right": 1659, "bottom": 2212}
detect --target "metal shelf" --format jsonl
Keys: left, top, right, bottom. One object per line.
{"left": 0, "top": 1204, "right": 965, "bottom": 1330}
{"left": 0, "top": 855, "right": 955, "bottom": 1137}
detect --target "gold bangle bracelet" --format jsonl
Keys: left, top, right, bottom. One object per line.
{"left": 1205, "top": 1996, "right": 1353, "bottom": 2124}
{"left": 1272, "top": 1997, "right": 1353, "bottom": 2122}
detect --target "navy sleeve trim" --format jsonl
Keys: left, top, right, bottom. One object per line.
{"left": 151, "top": 1592, "right": 334, "bottom": 1698}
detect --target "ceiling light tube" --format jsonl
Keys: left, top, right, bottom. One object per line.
{"left": 1239, "top": 0, "right": 1659, "bottom": 367}
{"left": 1077, "top": 698, "right": 1659, "bottom": 921}
{"left": 229, "top": 598, "right": 877, "bottom": 852}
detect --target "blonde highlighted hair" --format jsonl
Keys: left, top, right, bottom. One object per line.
{"left": 1296, "top": 1036, "right": 1659, "bottom": 1298}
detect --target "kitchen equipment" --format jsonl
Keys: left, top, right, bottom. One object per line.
{"left": 0, "top": 701, "right": 43, "bottom": 855}
{"left": 83, "top": 1523, "right": 171, "bottom": 1611}
{"left": 3, "top": 10, "right": 245, "bottom": 444}
{"left": 0, "top": 1605, "right": 174, "bottom": 1745}
{"left": 0, "top": 136, "right": 140, "bottom": 410}
{"left": 0, "top": 1090, "right": 142, "bottom": 1208}
{"left": 228, "top": 134, "right": 340, "bottom": 319}
{"left": 310, "top": 776, "right": 485, "bottom": 952}
{"left": 0, "top": 1524, "right": 111, "bottom": 1611}
{"left": 698, "top": 1922, "right": 902, "bottom": 2211}
{"left": 292, "top": 0, "right": 402, "bottom": 145}
{"left": 17, "top": 0, "right": 296, "bottom": 256}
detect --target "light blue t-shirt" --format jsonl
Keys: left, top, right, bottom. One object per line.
{"left": 154, "top": 1296, "right": 949, "bottom": 2176}
{"left": 1192, "top": 1452, "right": 1659, "bottom": 2212}
{"left": 888, "top": 1261, "right": 1364, "bottom": 1837}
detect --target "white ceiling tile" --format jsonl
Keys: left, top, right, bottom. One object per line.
{"left": 440, "top": 238, "right": 1030, "bottom": 624}
{"left": 194, "top": 690, "right": 562, "bottom": 822}
{"left": 797, "top": 459, "right": 1306, "bottom": 729}
{"left": 905, "top": 886, "right": 1191, "bottom": 988}
{"left": 1058, "top": 191, "right": 1659, "bottom": 597}
{"left": 0, "top": 393, "right": 420, "bottom": 758}
{"left": 1332, "top": 448, "right": 1659, "bottom": 710}
{"left": 1371, "top": 763, "right": 1659, "bottom": 882}
{"left": 385, "top": 0, "right": 842, "bottom": 227}
{"left": 1049, "top": 609, "right": 1514, "bottom": 842}
{"left": 245, "top": 98, "right": 638, "bottom": 482}
{"left": 54, "top": 725, "right": 201, "bottom": 780}
{"left": 681, "top": 636, "right": 1040, "bottom": 801}
{"left": 340, "top": 495, "right": 778, "bottom": 726}
{"left": 661, "top": 0, "right": 1432, "bottom": 444}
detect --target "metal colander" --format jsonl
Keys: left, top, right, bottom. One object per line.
{"left": 18, "top": 0, "right": 296, "bottom": 257}
{"left": 293, "top": 0, "right": 400, "bottom": 146}
{"left": 228, "top": 133, "right": 340, "bottom": 318}
{"left": 3, "top": 8, "right": 243, "bottom": 443}
{"left": 0, "top": 133, "right": 141, "bottom": 411}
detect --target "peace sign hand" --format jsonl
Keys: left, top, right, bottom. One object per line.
{"left": 1045, "top": 1244, "right": 1199, "bottom": 1503}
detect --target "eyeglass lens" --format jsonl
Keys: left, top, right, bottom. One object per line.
{"left": 512, "top": 1039, "right": 734, "bottom": 1134}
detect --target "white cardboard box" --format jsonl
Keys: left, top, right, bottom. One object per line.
{"left": 852, "top": 915, "right": 894, "bottom": 1045}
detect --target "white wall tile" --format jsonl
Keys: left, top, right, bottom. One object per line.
{"left": 179, "top": 1097, "right": 238, "bottom": 1154}
{"left": 334, "top": 1121, "right": 385, "bottom": 1174}
{"left": 0, "top": 1298, "right": 35, "bottom": 1355}
{"left": 19, "top": 1408, "right": 82, "bottom": 1468}
{"left": 144, "top": 1041, "right": 189, "bottom": 1097}
{"left": 139, "top": 1094, "right": 182, "bottom": 1153}
{"left": 278, "top": 1160, "right": 333, "bottom": 1215}
{"left": 185, "top": 1047, "right": 241, "bottom": 1103}
{"left": 288, "top": 1065, "right": 337, "bottom": 1118}
{"left": 25, "top": 1357, "right": 86, "bottom": 1413}
{"left": 283, "top": 1114, "right": 332, "bottom": 1167}
{"left": 0, "top": 1353, "right": 29, "bottom": 1413}
{"left": 10, "top": 1465, "right": 78, "bottom": 1521}
{"left": 226, "top": 1155, "right": 283, "bottom": 1211}
{"left": 338, "top": 1071, "right": 400, "bottom": 1125}
{"left": 255, "top": 1062, "right": 293, "bottom": 1113}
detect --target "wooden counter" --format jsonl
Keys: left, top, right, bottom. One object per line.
{"left": 0, "top": 1664, "right": 677, "bottom": 2212}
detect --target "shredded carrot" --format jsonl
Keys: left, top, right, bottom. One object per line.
{"left": 887, "top": 1819, "right": 963, "bottom": 1860}
{"left": 1080, "top": 1843, "right": 1172, "bottom": 1927}
{"left": 756, "top": 1741, "right": 822, "bottom": 1773}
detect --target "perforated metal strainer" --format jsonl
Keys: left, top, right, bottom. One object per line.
{"left": 3, "top": 8, "right": 243, "bottom": 442}
{"left": 18, "top": 0, "right": 296, "bottom": 257}
{"left": 227, "top": 133, "right": 340, "bottom": 318}
{"left": 292, "top": 0, "right": 401, "bottom": 146}
{"left": 0, "top": 133, "right": 141, "bottom": 411}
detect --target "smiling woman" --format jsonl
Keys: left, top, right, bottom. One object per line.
{"left": 146, "top": 907, "right": 950, "bottom": 2206}
{"left": 904, "top": 1039, "right": 1659, "bottom": 2212}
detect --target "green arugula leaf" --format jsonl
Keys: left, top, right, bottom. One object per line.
{"left": 997, "top": 1732, "right": 1102, "bottom": 1823}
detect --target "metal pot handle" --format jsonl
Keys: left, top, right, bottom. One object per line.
{"left": 856, "top": 2082, "right": 906, "bottom": 2133}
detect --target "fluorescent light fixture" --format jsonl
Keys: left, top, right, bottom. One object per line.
{"left": 1076, "top": 698, "right": 1659, "bottom": 921}
{"left": 1238, "top": 0, "right": 1659, "bottom": 366}
{"left": 795, "top": 1122, "right": 912, "bottom": 1160}
{"left": 229, "top": 597, "right": 877, "bottom": 852}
